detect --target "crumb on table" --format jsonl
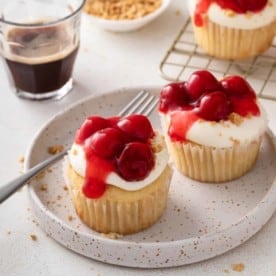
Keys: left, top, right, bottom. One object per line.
{"left": 18, "top": 155, "right": 25, "bottom": 163}
{"left": 232, "top": 263, "right": 245, "bottom": 272}
{"left": 30, "top": 234, "right": 37, "bottom": 241}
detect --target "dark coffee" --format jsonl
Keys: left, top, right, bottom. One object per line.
{"left": 4, "top": 26, "right": 79, "bottom": 94}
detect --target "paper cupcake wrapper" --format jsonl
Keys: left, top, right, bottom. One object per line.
{"left": 166, "top": 139, "right": 261, "bottom": 183}
{"left": 64, "top": 159, "right": 172, "bottom": 234}
{"left": 191, "top": 19, "right": 276, "bottom": 60}
{"left": 160, "top": 114, "right": 262, "bottom": 182}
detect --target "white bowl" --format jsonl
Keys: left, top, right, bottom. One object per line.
{"left": 83, "top": 0, "right": 171, "bottom": 32}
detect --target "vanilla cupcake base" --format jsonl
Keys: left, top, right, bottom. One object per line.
{"left": 191, "top": 19, "right": 276, "bottom": 60}
{"left": 64, "top": 162, "right": 172, "bottom": 235}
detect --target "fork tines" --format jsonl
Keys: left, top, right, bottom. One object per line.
{"left": 119, "top": 90, "right": 159, "bottom": 117}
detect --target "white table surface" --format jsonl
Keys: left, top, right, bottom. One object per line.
{"left": 0, "top": 1, "right": 275, "bottom": 275}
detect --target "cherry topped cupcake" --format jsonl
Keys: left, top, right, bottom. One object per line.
{"left": 159, "top": 70, "right": 267, "bottom": 182}
{"left": 188, "top": 0, "right": 276, "bottom": 59}
{"left": 64, "top": 114, "right": 172, "bottom": 234}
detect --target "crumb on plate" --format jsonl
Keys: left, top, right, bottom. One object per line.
{"left": 48, "top": 144, "right": 64, "bottom": 155}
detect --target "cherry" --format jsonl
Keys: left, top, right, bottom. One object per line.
{"left": 75, "top": 116, "right": 109, "bottom": 144}
{"left": 221, "top": 75, "right": 256, "bottom": 99}
{"left": 159, "top": 82, "right": 189, "bottom": 112}
{"left": 82, "top": 178, "right": 106, "bottom": 198}
{"left": 117, "top": 114, "right": 154, "bottom": 142}
{"left": 195, "top": 91, "right": 231, "bottom": 121}
{"left": 107, "top": 116, "right": 121, "bottom": 127}
{"left": 216, "top": 0, "right": 267, "bottom": 13}
{"left": 117, "top": 142, "right": 154, "bottom": 181}
{"left": 230, "top": 97, "right": 260, "bottom": 117}
{"left": 186, "top": 70, "right": 221, "bottom": 101}
{"left": 85, "top": 127, "right": 125, "bottom": 159}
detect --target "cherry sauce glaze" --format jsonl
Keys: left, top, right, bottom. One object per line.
{"left": 193, "top": 0, "right": 268, "bottom": 26}
{"left": 158, "top": 70, "right": 260, "bottom": 141}
{"left": 74, "top": 114, "right": 155, "bottom": 198}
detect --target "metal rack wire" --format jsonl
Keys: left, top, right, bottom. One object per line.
{"left": 159, "top": 18, "right": 276, "bottom": 101}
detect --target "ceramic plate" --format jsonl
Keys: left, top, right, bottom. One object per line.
{"left": 25, "top": 86, "right": 276, "bottom": 268}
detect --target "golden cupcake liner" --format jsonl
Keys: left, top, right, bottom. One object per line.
{"left": 64, "top": 160, "right": 172, "bottom": 235}
{"left": 160, "top": 115, "right": 262, "bottom": 182}
{"left": 166, "top": 138, "right": 261, "bottom": 182}
{"left": 191, "top": 18, "right": 276, "bottom": 60}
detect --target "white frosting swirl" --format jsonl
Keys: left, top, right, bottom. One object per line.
{"left": 188, "top": 0, "right": 276, "bottom": 29}
{"left": 68, "top": 133, "right": 169, "bottom": 191}
{"left": 163, "top": 105, "right": 267, "bottom": 148}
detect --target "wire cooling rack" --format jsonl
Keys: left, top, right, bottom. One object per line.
{"left": 159, "top": 18, "right": 276, "bottom": 101}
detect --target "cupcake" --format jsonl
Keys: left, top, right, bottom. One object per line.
{"left": 64, "top": 114, "right": 172, "bottom": 235}
{"left": 158, "top": 70, "right": 267, "bottom": 182}
{"left": 188, "top": 0, "right": 276, "bottom": 59}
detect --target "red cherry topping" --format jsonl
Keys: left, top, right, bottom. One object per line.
{"left": 221, "top": 75, "right": 256, "bottom": 99}
{"left": 86, "top": 127, "right": 125, "bottom": 159}
{"left": 195, "top": 91, "right": 231, "bottom": 121}
{"left": 159, "top": 70, "right": 260, "bottom": 141}
{"left": 230, "top": 97, "right": 260, "bottom": 117}
{"left": 194, "top": 0, "right": 268, "bottom": 27}
{"left": 82, "top": 178, "right": 106, "bottom": 198}
{"left": 186, "top": 70, "right": 221, "bottom": 101}
{"left": 159, "top": 82, "right": 190, "bottom": 112}
{"left": 107, "top": 116, "right": 121, "bottom": 127}
{"left": 216, "top": 0, "right": 268, "bottom": 13}
{"left": 117, "top": 142, "right": 154, "bottom": 181}
{"left": 75, "top": 116, "right": 109, "bottom": 144}
{"left": 75, "top": 114, "right": 156, "bottom": 199}
{"left": 117, "top": 114, "right": 154, "bottom": 142}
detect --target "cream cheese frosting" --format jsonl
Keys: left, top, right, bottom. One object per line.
{"left": 188, "top": 0, "right": 276, "bottom": 29}
{"left": 162, "top": 105, "right": 267, "bottom": 148}
{"left": 68, "top": 133, "right": 169, "bottom": 191}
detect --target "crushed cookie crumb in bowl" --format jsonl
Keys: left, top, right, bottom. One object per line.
{"left": 83, "top": 0, "right": 171, "bottom": 32}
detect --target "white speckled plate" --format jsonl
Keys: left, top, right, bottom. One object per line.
{"left": 25, "top": 86, "right": 276, "bottom": 268}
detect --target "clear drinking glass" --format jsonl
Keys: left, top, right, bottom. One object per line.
{"left": 0, "top": 0, "right": 85, "bottom": 100}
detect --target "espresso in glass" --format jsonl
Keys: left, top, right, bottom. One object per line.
{"left": 5, "top": 26, "right": 79, "bottom": 95}
{"left": 0, "top": 0, "right": 85, "bottom": 100}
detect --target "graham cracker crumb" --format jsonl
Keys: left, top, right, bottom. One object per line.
{"left": 68, "top": 215, "right": 73, "bottom": 221}
{"left": 229, "top": 112, "right": 244, "bottom": 126}
{"left": 175, "top": 9, "right": 181, "bottom": 16}
{"left": 232, "top": 263, "right": 245, "bottom": 272}
{"left": 63, "top": 185, "right": 68, "bottom": 191}
{"left": 35, "top": 170, "right": 46, "bottom": 180}
{"left": 40, "top": 184, "right": 48, "bottom": 191}
{"left": 48, "top": 144, "right": 64, "bottom": 155}
{"left": 151, "top": 135, "right": 165, "bottom": 153}
{"left": 245, "top": 12, "right": 253, "bottom": 19}
{"left": 72, "top": 148, "right": 78, "bottom": 155}
{"left": 57, "top": 195, "right": 62, "bottom": 200}
{"left": 18, "top": 155, "right": 25, "bottom": 163}
{"left": 84, "top": 0, "right": 162, "bottom": 20}
{"left": 30, "top": 234, "right": 37, "bottom": 241}
{"left": 224, "top": 9, "right": 236, "bottom": 17}
{"left": 101, "top": 232, "right": 123, "bottom": 240}
{"left": 230, "top": 137, "right": 240, "bottom": 145}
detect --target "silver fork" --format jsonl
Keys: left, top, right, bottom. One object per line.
{"left": 0, "top": 91, "right": 158, "bottom": 204}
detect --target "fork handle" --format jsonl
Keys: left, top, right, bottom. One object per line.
{"left": 0, "top": 151, "right": 67, "bottom": 204}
